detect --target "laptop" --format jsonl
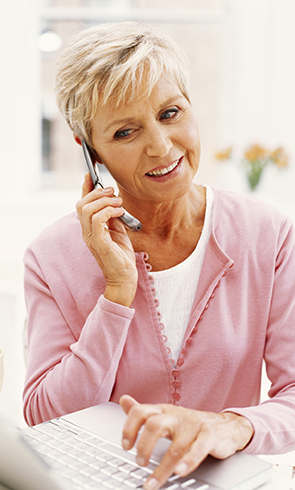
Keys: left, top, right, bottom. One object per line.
{"left": 0, "top": 402, "right": 273, "bottom": 490}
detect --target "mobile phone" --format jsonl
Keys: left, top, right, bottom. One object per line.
{"left": 82, "top": 140, "right": 142, "bottom": 231}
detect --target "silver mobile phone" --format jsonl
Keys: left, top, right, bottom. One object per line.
{"left": 82, "top": 140, "right": 142, "bottom": 231}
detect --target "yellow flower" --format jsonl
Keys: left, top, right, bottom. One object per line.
{"left": 270, "top": 147, "right": 289, "bottom": 168}
{"left": 214, "top": 147, "right": 232, "bottom": 161}
{"left": 243, "top": 144, "right": 267, "bottom": 163}
{"left": 215, "top": 143, "right": 289, "bottom": 191}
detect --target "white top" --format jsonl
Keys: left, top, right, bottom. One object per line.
{"left": 150, "top": 186, "right": 214, "bottom": 364}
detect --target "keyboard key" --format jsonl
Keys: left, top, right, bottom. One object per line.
{"left": 80, "top": 466, "right": 99, "bottom": 477}
{"left": 102, "top": 480, "right": 117, "bottom": 489}
{"left": 131, "top": 467, "right": 151, "bottom": 479}
{"left": 59, "top": 467, "right": 78, "bottom": 479}
{"left": 79, "top": 453, "right": 100, "bottom": 465}
{"left": 181, "top": 479, "right": 197, "bottom": 488}
{"left": 162, "top": 484, "right": 180, "bottom": 490}
{"left": 72, "top": 474, "right": 92, "bottom": 484}
{"left": 107, "top": 457, "right": 125, "bottom": 468}
{"left": 96, "top": 452, "right": 114, "bottom": 463}
{"left": 55, "top": 430, "right": 77, "bottom": 441}
{"left": 84, "top": 435, "right": 106, "bottom": 446}
{"left": 185, "top": 485, "right": 209, "bottom": 490}
{"left": 101, "top": 466, "right": 120, "bottom": 476}
{"left": 35, "top": 424, "right": 63, "bottom": 436}
{"left": 85, "top": 445, "right": 106, "bottom": 457}
{"left": 119, "top": 463, "right": 138, "bottom": 474}
{"left": 124, "top": 476, "right": 143, "bottom": 488}
{"left": 111, "top": 471, "right": 126, "bottom": 482}
{"left": 113, "top": 485, "right": 133, "bottom": 490}
{"left": 89, "top": 460, "right": 107, "bottom": 471}
{"left": 83, "top": 482, "right": 101, "bottom": 489}
{"left": 91, "top": 472, "right": 110, "bottom": 483}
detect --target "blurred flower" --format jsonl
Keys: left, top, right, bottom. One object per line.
{"left": 215, "top": 143, "right": 289, "bottom": 191}
{"left": 269, "top": 147, "right": 289, "bottom": 168}
{"left": 215, "top": 147, "right": 232, "bottom": 161}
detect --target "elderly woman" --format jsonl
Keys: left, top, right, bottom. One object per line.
{"left": 23, "top": 21, "right": 295, "bottom": 490}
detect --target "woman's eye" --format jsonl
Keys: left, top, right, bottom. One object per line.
{"left": 160, "top": 108, "right": 179, "bottom": 120}
{"left": 114, "top": 128, "right": 134, "bottom": 139}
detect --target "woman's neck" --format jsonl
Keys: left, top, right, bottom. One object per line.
{"left": 126, "top": 184, "right": 207, "bottom": 271}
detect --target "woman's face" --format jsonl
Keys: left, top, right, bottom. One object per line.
{"left": 91, "top": 75, "right": 201, "bottom": 206}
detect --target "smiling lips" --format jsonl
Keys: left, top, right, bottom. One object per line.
{"left": 146, "top": 158, "right": 181, "bottom": 177}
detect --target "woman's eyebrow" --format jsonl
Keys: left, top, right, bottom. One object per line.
{"left": 104, "top": 94, "right": 184, "bottom": 133}
{"left": 104, "top": 117, "right": 134, "bottom": 133}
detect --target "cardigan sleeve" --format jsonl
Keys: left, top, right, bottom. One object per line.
{"left": 225, "top": 216, "right": 295, "bottom": 454}
{"left": 23, "top": 246, "right": 135, "bottom": 426}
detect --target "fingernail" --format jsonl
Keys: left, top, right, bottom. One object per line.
{"left": 175, "top": 462, "right": 189, "bottom": 475}
{"left": 122, "top": 438, "right": 131, "bottom": 450}
{"left": 101, "top": 187, "right": 112, "bottom": 193}
{"left": 144, "top": 477, "right": 159, "bottom": 490}
{"left": 136, "top": 456, "right": 146, "bottom": 466}
{"left": 112, "top": 196, "right": 122, "bottom": 203}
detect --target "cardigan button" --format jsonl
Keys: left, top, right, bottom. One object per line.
{"left": 172, "top": 380, "right": 181, "bottom": 389}
{"left": 172, "top": 392, "right": 180, "bottom": 401}
{"left": 177, "top": 358, "right": 184, "bottom": 367}
{"left": 172, "top": 369, "right": 180, "bottom": 378}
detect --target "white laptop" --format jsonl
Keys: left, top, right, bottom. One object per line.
{"left": 0, "top": 402, "right": 272, "bottom": 490}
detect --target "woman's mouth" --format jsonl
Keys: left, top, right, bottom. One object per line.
{"left": 146, "top": 158, "right": 181, "bottom": 177}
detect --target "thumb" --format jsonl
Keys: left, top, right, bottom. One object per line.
{"left": 119, "top": 394, "right": 139, "bottom": 415}
{"left": 81, "top": 172, "right": 94, "bottom": 197}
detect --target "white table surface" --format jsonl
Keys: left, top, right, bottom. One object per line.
{"left": 258, "top": 453, "right": 295, "bottom": 489}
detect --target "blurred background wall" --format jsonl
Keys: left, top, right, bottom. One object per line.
{"left": 0, "top": 0, "right": 294, "bottom": 426}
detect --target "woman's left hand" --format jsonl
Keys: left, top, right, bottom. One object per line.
{"left": 120, "top": 395, "right": 254, "bottom": 490}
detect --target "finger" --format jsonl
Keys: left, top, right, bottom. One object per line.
{"left": 91, "top": 204, "right": 125, "bottom": 234}
{"left": 121, "top": 402, "right": 163, "bottom": 452}
{"left": 135, "top": 413, "right": 176, "bottom": 467}
{"left": 76, "top": 185, "right": 115, "bottom": 220}
{"left": 143, "top": 426, "right": 199, "bottom": 490}
{"left": 173, "top": 430, "right": 213, "bottom": 477}
{"left": 78, "top": 196, "right": 123, "bottom": 235}
{"left": 120, "top": 396, "right": 140, "bottom": 450}
{"left": 120, "top": 395, "right": 139, "bottom": 415}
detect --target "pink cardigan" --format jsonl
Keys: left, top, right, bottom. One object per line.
{"left": 23, "top": 189, "right": 295, "bottom": 455}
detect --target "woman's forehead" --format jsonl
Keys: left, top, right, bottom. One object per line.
{"left": 94, "top": 76, "right": 184, "bottom": 129}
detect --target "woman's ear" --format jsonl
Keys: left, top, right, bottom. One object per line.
{"left": 73, "top": 134, "right": 82, "bottom": 146}
{"left": 74, "top": 134, "right": 103, "bottom": 164}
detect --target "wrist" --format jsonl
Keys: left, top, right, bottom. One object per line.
{"left": 222, "top": 412, "right": 254, "bottom": 450}
{"left": 104, "top": 282, "right": 137, "bottom": 307}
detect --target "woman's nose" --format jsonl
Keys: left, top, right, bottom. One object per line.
{"left": 145, "top": 125, "right": 173, "bottom": 158}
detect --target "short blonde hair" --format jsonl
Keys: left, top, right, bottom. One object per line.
{"left": 55, "top": 21, "right": 190, "bottom": 151}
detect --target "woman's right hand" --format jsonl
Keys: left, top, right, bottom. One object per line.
{"left": 76, "top": 173, "right": 138, "bottom": 307}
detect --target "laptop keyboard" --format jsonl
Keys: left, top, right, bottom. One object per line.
{"left": 22, "top": 418, "right": 210, "bottom": 490}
